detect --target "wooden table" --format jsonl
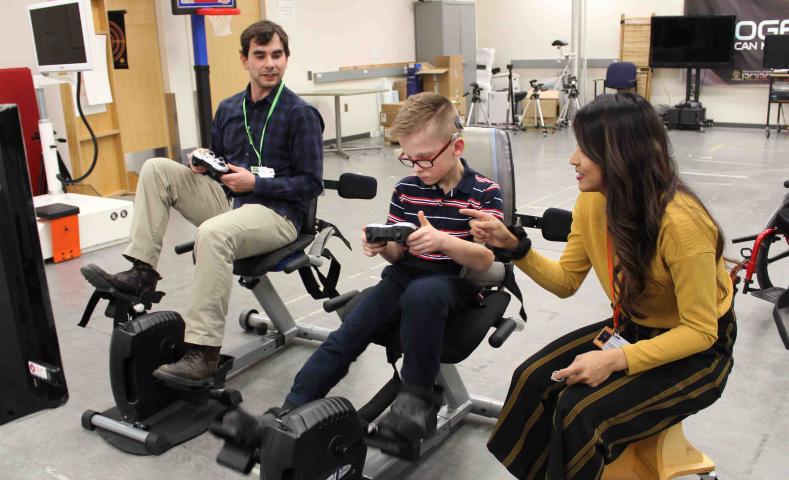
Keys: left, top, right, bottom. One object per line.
{"left": 298, "top": 88, "right": 386, "bottom": 158}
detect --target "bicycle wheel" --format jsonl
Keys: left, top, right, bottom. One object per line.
{"left": 755, "top": 224, "right": 789, "bottom": 290}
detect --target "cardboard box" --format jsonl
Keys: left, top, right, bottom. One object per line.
{"left": 393, "top": 79, "right": 407, "bottom": 102}
{"left": 521, "top": 89, "right": 560, "bottom": 125}
{"left": 383, "top": 127, "right": 399, "bottom": 144}
{"left": 417, "top": 55, "right": 466, "bottom": 115}
{"left": 380, "top": 102, "right": 404, "bottom": 127}
{"left": 417, "top": 55, "right": 464, "bottom": 100}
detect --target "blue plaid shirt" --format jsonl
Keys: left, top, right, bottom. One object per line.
{"left": 387, "top": 159, "right": 504, "bottom": 275}
{"left": 211, "top": 83, "right": 324, "bottom": 231}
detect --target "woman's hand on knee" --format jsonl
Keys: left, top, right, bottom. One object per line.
{"left": 556, "top": 349, "right": 628, "bottom": 388}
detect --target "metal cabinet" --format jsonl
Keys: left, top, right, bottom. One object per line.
{"left": 415, "top": 1, "right": 477, "bottom": 101}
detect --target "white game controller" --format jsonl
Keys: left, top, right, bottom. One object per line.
{"left": 191, "top": 149, "right": 229, "bottom": 181}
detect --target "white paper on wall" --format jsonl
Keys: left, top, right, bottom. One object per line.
{"left": 72, "top": 34, "right": 112, "bottom": 116}
{"left": 279, "top": 0, "right": 295, "bottom": 18}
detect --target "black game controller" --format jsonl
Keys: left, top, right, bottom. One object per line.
{"left": 191, "top": 149, "right": 229, "bottom": 181}
{"left": 365, "top": 222, "right": 417, "bottom": 244}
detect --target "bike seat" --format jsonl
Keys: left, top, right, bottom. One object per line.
{"left": 232, "top": 233, "right": 316, "bottom": 277}
{"left": 552, "top": 39, "right": 568, "bottom": 47}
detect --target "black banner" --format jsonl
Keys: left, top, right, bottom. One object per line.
{"left": 685, "top": 0, "right": 789, "bottom": 84}
{"left": 108, "top": 10, "right": 128, "bottom": 69}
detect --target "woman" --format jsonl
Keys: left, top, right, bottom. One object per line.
{"left": 460, "top": 92, "right": 735, "bottom": 480}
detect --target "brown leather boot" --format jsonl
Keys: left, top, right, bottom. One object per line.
{"left": 153, "top": 344, "right": 221, "bottom": 387}
{"left": 81, "top": 258, "right": 161, "bottom": 297}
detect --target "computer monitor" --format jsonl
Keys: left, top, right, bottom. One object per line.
{"left": 0, "top": 104, "right": 68, "bottom": 426}
{"left": 650, "top": 15, "right": 736, "bottom": 68}
{"left": 763, "top": 35, "right": 789, "bottom": 70}
{"left": 27, "top": 0, "right": 94, "bottom": 73}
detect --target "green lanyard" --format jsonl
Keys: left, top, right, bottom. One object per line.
{"left": 242, "top": 81, "right": 285, "bottom": 167}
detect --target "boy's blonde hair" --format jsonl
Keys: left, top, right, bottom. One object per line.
{"left": 389, "top": 93, "right": 461, "bottom": 140}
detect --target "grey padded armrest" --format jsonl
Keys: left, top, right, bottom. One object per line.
{"left": 460, "top": 261, "right": 506, "bottom": 287}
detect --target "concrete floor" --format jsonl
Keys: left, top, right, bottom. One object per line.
{"left": 2, "top": 126, "right": 788, "bottom": 480}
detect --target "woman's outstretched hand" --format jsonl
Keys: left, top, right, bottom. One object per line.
{"left": 459, "top": 208, "right": 519, "bottom": 249}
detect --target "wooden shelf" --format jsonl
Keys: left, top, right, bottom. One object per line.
{"left": 621, "top": 14, "right": 653, "bottom": 100}
{"left": 79, "top": 129, "right": 120, "bottom": 142}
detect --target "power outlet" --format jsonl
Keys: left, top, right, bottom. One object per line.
{"left": 307, "top": 70, "right": 312, "bottom": 81}
{"left": 344, "top": 103, "right": 349, "bottom": 112}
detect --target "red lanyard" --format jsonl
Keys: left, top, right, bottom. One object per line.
{"left": 606, "top": 234, "right": 621, "bottom": 332}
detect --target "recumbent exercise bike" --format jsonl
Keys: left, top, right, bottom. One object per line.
{"left": 78, "top": 171, "right": 378, "bottom": 455}
{"left": 209, "top": 127, "right": 573, "bottom": 480}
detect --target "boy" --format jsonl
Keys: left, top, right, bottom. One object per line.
{"left": 282, "top": 92, "right": 504, "bottom": 440}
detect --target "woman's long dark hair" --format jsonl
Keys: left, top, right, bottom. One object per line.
{"left": 572, "top": 92, "right": 725, "bottom": 320}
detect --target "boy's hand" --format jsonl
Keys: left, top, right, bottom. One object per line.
{"left": 407, "top": 211, "right": 449, "bottom": 255}
{"left": 361, "top": 226, "right": 387, "bottom": 257}
{"left": 221, "top": 163, "right": 256, "bottom": 193}
{"left": 459, "top": 208, "right": 518, "bottom": 249}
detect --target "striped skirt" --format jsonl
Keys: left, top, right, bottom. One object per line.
{"left": 487, "top": 309, "right": 736, "bottom": 480}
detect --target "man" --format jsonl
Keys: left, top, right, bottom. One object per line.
{"left": 281, "top": 93, "right": 504, "bottom": 441}
{"left": 82, "top": 20, "right": 324, "bottom": 386}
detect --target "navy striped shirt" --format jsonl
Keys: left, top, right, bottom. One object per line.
{"left": 211, "top": 83, "right": 324, "bottom": 232}
{"left": 387, "top": 158, "right": 504, "bottom": 274}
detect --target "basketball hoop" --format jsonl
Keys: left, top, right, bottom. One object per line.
{"left": 196, "top": 8, "right": 240, "bottom": 37}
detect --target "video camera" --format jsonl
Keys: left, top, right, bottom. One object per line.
{"left": 529, "top": 79, "right": 547, "bottom": 92}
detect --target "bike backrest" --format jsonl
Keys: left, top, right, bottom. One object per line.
{"left": 462, "top": 126, "right": 516, "bottom": 225}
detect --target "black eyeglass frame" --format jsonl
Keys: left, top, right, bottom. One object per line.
{"left": 398, "top": 132, "right": 462, "bottom": 169}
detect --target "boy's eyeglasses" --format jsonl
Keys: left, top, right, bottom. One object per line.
{"left": 398, "top": 132, "right": 461, "bottom": 169}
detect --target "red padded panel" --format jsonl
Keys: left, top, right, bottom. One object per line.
{"left": 0, "top": 68, "right": 44, "bottom": 195}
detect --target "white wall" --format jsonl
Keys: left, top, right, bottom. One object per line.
{"left": 154, "top": 2, "right": 200, "bottom": 152}
{"left": 477, "top": 0, "right": 771, "bottom": 125}
{"left": 477, "top": 0, "right": 573, "bottom": 66}
{"left": 1, "top": 0, "right": 40, "bottom": 71}
{"left": 264, "top": 0, "right": 416, "bottom": 141}
{"left": 153, "top": 0, "right": 416, "bottom": 147}
{"left": 0, "top": 0, "right": 80, "bottom": 169}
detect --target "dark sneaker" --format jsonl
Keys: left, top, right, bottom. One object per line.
{"left": 153, "top": 344, "right": 221, "bottom": 388}
{"left": 380, "top": 383, "right": 444, "bottom": 442}
{"left": 81, "top": 260, "right": 161, "bottom": 297}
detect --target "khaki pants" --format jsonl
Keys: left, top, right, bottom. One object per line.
{"left": 124, "top": 157, "right": 297, "bottom": 346}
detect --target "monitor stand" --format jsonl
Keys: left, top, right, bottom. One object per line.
{"left": 664, "top": 68, "right": 707, "bottom": 131}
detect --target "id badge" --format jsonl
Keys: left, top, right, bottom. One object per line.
{"left": 251, "top": 166, "right": 275, "bottom": 178}
{"left": 592, "top": 326, "right": 631, "bottom": 350}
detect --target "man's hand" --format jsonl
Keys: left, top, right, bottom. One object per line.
{"left": 361, "top": 226, "right": 387, "bottom": 257}
{"left": 406, "top": 211, "right": 449, "bottom": 255}
{"left": 554, "top": 349, "right": 628, "bottom": 388}
{"left": 459, "top": 208, "right": 518, "bottom": 249}
{"left": 187, "top": 148, "right": 208, "bottom": 174}
{"left": 221, "top": 163, "right": 256, "bottom": 193}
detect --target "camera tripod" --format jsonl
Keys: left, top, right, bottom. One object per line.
{"left": 465, "top": 82, "right": 491, "bottom": 127}
{"left": 519, "top": 79, "right": 549, "bottom": 137}
{"left": 556, "top": 75, "right": 581, "bottom": 130}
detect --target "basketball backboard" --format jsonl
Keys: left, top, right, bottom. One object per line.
{"left": 171, "top": 0, "right": 237, "bottom": 15}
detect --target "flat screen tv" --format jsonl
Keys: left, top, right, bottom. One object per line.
{"left": 650, "top": 15, "right": 736, "bottom": 68}
{"left": 27, "top": 0, "right": 94, "bottom": 73}
{"left": 0, "top": 104, "right": 68, "bottom": 425}
{"left": 763, "top": 35, "right": 789, "bottom": 70}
